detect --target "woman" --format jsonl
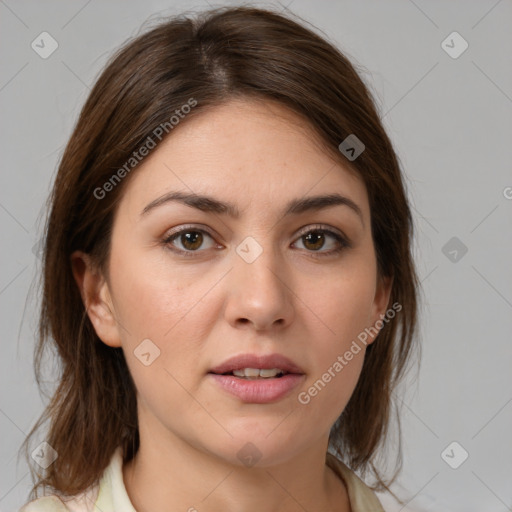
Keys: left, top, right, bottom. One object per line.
{"left": 20, "top": 5, "right": 420, "bottom": 511}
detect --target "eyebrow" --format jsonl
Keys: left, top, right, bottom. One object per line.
{"left": 140, "top": 191, "right": 364, "bottom": 226}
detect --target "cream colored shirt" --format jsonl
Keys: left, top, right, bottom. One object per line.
{"left": 19, "top": 447, "right": 385, "bottom": 511}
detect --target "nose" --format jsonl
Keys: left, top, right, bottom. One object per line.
{"left": 223, "top": 239, "right": 295, "bottom": 332}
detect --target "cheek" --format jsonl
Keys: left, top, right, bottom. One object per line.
{"left": 108, "top": 247, "right": 221, "bottom": 386}
{"left": 311, "top": 267, "right": 376, "bottom": 352}
{"left": 109, "top": 244, "right": 204, "bottom": 337}
{"left": 298, "top": 322, "right": 367, "bottom": 431}
{"left": 296, "top": 267, "right": 375, "bottom": 418}
{"left": 111, "top": 255, "right": 216, "bottom": 428}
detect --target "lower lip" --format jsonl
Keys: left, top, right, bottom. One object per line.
{"left": 208, "top": 373, "right": 305, "bottom": 403}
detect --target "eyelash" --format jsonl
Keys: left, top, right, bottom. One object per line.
{"left": 162, "top": 224, "right": 351, "bottom": 259}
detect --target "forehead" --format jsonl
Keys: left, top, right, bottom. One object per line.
{"left": 116, "top": 98, "right": 369, "bottom": 221}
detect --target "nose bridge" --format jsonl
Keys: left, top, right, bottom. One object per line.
{"left": 226, "top": 233, "right": 294, "bottom": 329}
{"left": 235, "top": 233, "right": 285, "bottom": 295}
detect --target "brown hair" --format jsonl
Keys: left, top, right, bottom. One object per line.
{"left": 21, "top": 4, "right": 421, "bottom": 501}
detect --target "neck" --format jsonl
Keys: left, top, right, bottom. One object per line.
{"left": 122, "top": 419, "right": 350, "bottom": 512}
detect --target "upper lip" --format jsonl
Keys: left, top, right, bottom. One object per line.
{"left": 209, "top": 353, "right": 305, "bottom": 375}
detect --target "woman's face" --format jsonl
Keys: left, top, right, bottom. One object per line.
{"left": 74, "top": 98, "right": 391, "bottom": 466}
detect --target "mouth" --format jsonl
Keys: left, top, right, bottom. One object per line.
{"left": 213, "top": 368, "right": 290, "bottom": 379}
{"left": 208, "top": 353, "right": 305, "bottom": 403}
{"left": 208, "top": 352, "right": 305, "bottom": 377}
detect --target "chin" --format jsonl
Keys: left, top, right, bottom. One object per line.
{"left": 206, "top": 427, "right": 311, "bottom": 469}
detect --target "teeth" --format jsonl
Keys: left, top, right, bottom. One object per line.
{"left": 232, "top": 368, "right": 284, "bottom": 379}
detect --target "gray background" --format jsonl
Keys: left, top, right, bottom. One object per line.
{"left": 1, "top": 1, "right": 511, "bottom": 511}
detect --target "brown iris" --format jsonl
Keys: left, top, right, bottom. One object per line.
{"left": 302, "top": 231, "right": 325, "bottom": 251}
{"left": 180, "top": 231, "right": 204, "bottom": 250}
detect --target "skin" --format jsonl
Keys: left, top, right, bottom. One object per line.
{"left": 71, "top": 98, "right": 392, "bottom": 512}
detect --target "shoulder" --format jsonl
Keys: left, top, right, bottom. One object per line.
{"left": 19, "top": 446, "right": 131, "bottom": 512}
{"left": 18, "top": 490, "right": 101, "bottom": 512}
{"left": 18, "top": 452, "right": 107, "bottom": 512}
{"left": 19, "top": 479, "right": 100, "bottom": 512}
{"left": 19, "top": 495, "right": 70, "bottom": 512}
{"left": 326, "top": 452, "right": 386, "bottom": 512}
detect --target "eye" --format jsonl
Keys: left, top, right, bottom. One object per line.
{"left": 163, "top": 226, "right": 218, "bottom": 256}
{"left": 292, "top": 225, "right": 350, "bottom": 258}
{"left": 162, "top": 224, "right": 350, "bottom": 258}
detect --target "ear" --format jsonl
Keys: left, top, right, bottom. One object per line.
{"left": 366, "top": 273, "right": 394, "bottom": 345}
{"left": 70, "top": 250, "right": 122, "bottom": 348}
